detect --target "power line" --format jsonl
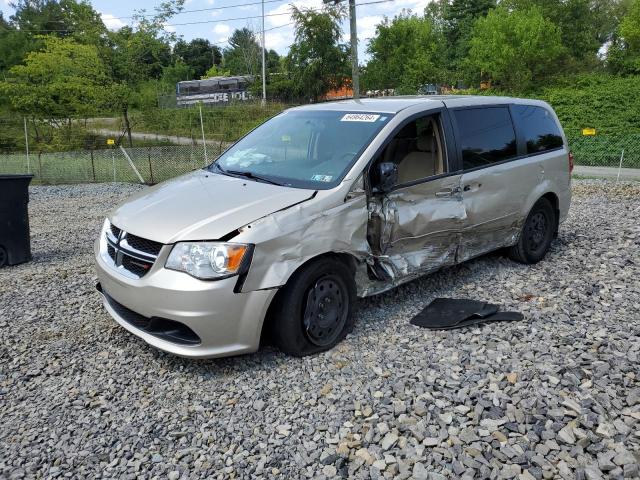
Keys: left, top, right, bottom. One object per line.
{"left": 163, "top": 0, "right": 396, "bottom": 28}
{"left": 110, "top": 0, "right": 289, "bottom": 20}
{"left": 211, "top": 22, "right": 294, "bottom": 45}
{"left": 0, "top": 0, "right": 396, "bottom": 34}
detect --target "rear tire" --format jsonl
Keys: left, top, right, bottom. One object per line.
{"left": 0, "top": 246, "right": 7, "bottom": 268}
{"left": 508, "top": 198, "right": 556, "bottom": 264}
{"left": 271, "top": 257, "right": 356, "bottom": 357}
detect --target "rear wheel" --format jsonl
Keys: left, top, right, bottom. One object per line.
{"left": 271, "top": 258, "right": 356, "bottom": 357}
{"left": 0, "top": 246, "right": 7, "bottom": 268}
{"left": 508, "top": 198, "right": 556, "bottom": 264}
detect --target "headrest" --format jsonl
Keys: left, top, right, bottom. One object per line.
{"left": 416, "top": 126, "right": 435, "bottom": 152}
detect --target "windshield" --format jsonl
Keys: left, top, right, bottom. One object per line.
{"left": 208, "top": 110, "right": 392, "bottom": 189}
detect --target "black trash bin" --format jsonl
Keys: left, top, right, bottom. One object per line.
{"left": 0, "top": 174, "right": 33, "bottom": 267}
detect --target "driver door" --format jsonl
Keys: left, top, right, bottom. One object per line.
{"left": 367, "top": 110, "right": 468, "bottom": 282}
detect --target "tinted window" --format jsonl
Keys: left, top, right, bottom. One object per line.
{"left": 454, "top": 107, "right": 517, "bottom": 169}
{"left": 513, "top": 105, "right": 563, "bottom": 154}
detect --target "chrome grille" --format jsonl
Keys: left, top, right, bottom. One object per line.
{"left": 103, "top": 222, "right": 163, "bottom": 279}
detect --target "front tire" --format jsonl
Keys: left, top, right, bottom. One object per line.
{"left": 271, "top": 258, "right": 356, "bottom": 357}
{"left": 508, "top": 197, "right": 556, "bottom": 264}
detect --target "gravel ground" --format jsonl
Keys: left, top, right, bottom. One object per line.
{"left": 1, "top": 180, "right": 639, "bottom": 480}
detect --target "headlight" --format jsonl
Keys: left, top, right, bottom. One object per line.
{"left": 165, "top": 242, "right": 252, "bottom": 280}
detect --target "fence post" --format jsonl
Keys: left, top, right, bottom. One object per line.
{"left": 38, "top": 152, "right": 42, "bottom": 182}
{"left": 111, "top": 148, "right": 116, "bottom": 182}
{"left": 616, "top": 149, "right": 625, "bottom": 183}
{"left": 23, "top": 117, "right": 30, "bottom": 174}
{"left": 148, "top": 147, "right": 155, "bottom": 184}
{"left": 199, "top": 103, "right": 208, "bottom": 165}
{"left": 90, "top": 149, "right": 96, "bottom": 183}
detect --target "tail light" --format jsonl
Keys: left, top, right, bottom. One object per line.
{"left": 568, "top": 151, "right": 574, "bottom": 174}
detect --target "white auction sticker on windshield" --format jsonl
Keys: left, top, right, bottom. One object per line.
{"left": 311, "top": 174, "right": 333, "bottom": 182}
{"left": 341, "top": 113, "right": 380, "bottom": 122}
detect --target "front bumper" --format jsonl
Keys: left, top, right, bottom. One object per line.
{"left": 94, "top": 240, "right": 276, "bottom": 358}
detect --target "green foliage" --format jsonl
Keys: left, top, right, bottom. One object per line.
{"left": 161, "top": 61, "right": 192, "bottom": 87}
{"left": 0, "top": 36, "right": 110, "bottom": 119}
{"left": 466, "top": 6, "right": 564, "bottom": 90}
{"left": 202, "top": 64, "right": 232, "bottom": 79}
{"left": 609, "top": 0, "right": 640, "bottom": 73}
{"left": 502, "top": 0, "right": 618, "bottom": 66}
{"left": 534, "top": 74, "right": 640, "bottom": 137}
{"left": 364, "top": 13, "right": 446, "bottom": 93}
{"left": 174, "top": 38, "right": 222, "bottom": 79}
{"left": 222, "top": 28, "right": 261, "bottom": 76}
{"left": 286, "top": 6, "right": 349, "bottom": 101}
{"left": 135, "top": 103, "right": 287, "bottom": 143}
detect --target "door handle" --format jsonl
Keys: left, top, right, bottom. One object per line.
{"left": 435, "top": 187, "right": 459, "bottom": 198}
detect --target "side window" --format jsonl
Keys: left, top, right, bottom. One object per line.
{"left": 453, "top": 107, "right": 517, "bottom": 170}
{"left": 374, "top": 114, "right": 447, "bottom": 186}
{"left": 513, "top": 105, "right": 563, "bottom": 154}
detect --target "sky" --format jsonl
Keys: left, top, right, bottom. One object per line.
{"left": 0, "top": 0, "right": 432, "bottom": 59}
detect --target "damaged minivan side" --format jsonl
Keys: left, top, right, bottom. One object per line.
{"left": 95, "top": 96, "right": 571, "bottom": 358}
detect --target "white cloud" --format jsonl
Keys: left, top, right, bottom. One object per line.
{"left": 358, "top": 15, "right": 383, "bottom": 40}
{"left": 100, "top": 13, "right": 126, "bottom": 31}
{"left": 163, "top": 22, "right": 176, "bottom": 33}
{"left": 265, "top": 31, "right": 290, "bottom": 51}
{"left": 213, "top": 23, "right": 230, "bottom": 34}
{"left": 266, "top": 0, "right": 323, "bottom": 28}
{"left": 213, "top": 23, "right": 231, "bottom": 43}
{"left": 207, "top": 0, "right": 215, "bottom": 4}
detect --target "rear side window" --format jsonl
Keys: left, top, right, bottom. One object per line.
{"left": 513, "top": 105, "right": 563, "bottom": 154}
{"left": 453, "top": 107, "right": 517, "bottom": 170}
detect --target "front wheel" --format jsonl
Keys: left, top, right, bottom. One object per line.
{"left": 271, "top": 258, "right": 356, "bottom": 357}
{"left": 508, "top": 197, "right": 556, "bottom": 264}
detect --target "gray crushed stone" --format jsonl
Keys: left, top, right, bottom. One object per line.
{"left": 0, "top": 180, "right": 639, "bottom": 479}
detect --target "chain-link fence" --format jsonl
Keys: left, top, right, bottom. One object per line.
{"left": 0, "top": 145, "right": 220, "bottom": 184}
{"left": 2, "top": 136, "right": 640, "bottom": 185}
{"left": 568, "top": 135, "right": 640, "bottom": 168}
{"left": 2, "top": 107, "right": 640, "bottom": 185}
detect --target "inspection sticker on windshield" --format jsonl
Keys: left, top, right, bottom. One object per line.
{"left": 312, "top": 174, "right": 333, "bottom": 182}
{"left": 341, "top": 113, "right": 380, "bottom": 122}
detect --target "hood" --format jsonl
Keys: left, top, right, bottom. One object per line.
{"left": 109, "top": 170, "right": 315, "bottom": 244}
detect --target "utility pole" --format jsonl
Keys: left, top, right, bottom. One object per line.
{"left": 261, "top": 0, "right": 267, "bottom": 106}
{"left": 348, "top": 0, "right": 360, "bottom": 99}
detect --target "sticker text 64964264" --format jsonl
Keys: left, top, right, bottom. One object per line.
{"left": 341, "top": 113, "right": 380, "bottom": 122}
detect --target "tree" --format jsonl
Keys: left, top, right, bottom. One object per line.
{"left": 202, "top": 64, "right": 232, "bottom": 78}
{"left": 466, "top": 6, "right": 565, "bottom": 90}
{"left": 422, "top": 0, "right": 496, "bottom": 79}
{"left": 10, "top": 0, "right": 108, "bottom": 46}
{"left": 0, "top": 0, "right": 109, "bottom": 75}
{"left": 286, "top": 6, "right": 349, "bottom": 102}
{"left": 222, "top": 28, "right": 261, "bottom": 75}
{"left": 364, "top": 13, "right": 446, "bottom": 93}
{"left": 608, "top": 0, "right": 640, "bottom": 73}
{"left": 174, "top": 38, "right": 222, "bottom": 79}
{"left": 0, "top": 36, "right": 111, "bottom": 145}
{"left": 502, "top": 0, "right": 624, "bottom": 68}
{"left": 266, "top": 49, "right": 281, "bottom": 73}
{"left": 105, "top": 0, "right": 184, "bottom": 145}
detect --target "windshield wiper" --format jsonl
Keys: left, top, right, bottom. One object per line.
{"left": 211, "top": 162, "right": 283, "bottom": 186}
{"left": 224, "top": 169, "right": 283, "bottom": 186}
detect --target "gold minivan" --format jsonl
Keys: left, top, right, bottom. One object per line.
{"left": 95, "top": 96, "right": 572, "bottom": 358}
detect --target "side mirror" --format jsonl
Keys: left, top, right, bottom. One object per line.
{"left": 377, "top": 162, "right": 398, "bottom": 193}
